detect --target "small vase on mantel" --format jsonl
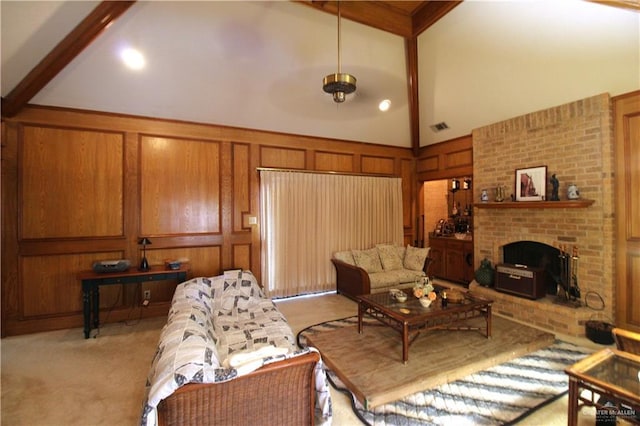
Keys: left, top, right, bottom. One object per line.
{"left": 475, "top": 258, "right": 495, "bottom": 287}
{"left": 567, "top": 183, "right": 580, "bottom": 200}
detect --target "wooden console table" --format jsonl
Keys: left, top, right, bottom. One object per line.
{"left": 77, "top": 265, "right": 189, "bottom": 338}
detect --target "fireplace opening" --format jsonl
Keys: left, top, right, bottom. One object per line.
{"left": 502, "top": 241, "right": 560, "bottom": 295}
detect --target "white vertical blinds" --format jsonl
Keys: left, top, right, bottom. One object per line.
{"left": 259, "top": 170, "right": 403, "bottom": 298}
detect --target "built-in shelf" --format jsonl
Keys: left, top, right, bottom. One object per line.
{"left": 474, "top": 199, "right": 595, "bottom": 209}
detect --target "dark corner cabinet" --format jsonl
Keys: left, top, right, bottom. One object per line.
{"left": 429, "top": 235, "right": 474, "bottom": 285}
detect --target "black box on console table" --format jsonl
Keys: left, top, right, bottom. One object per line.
{"left": 495, "top": 263, "right": 546, "bottom": 300}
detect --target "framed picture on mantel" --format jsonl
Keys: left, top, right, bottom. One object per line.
{"left": 515, "top": 166, "right": 546, "bottom": 201}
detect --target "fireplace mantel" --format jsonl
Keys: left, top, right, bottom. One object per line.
{"left": 474, "top": 199, "right": 594, "bottom": 209}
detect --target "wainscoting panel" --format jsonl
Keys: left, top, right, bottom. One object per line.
{"left": 21, "top": 252, "right": 123, "bottom": 317}
{"left": 417, "top": 155, "right": 439, "bottom": 173}
{"left": 140, "top": 135, "right": 221, "bottom": 235}
{"left": 20, "top": 125, "right": 124, "bottom": 239}
{"left": 361, "top": 155, "right": 395, "bottom": 175}
{"left": 232, "top": 244, "right": 252, "bottom": 271}
{"left": 445, "top": 148, "right": 472, "bottom": 169}
{"left": 315, "top": 151, "right": 355, "bottom": 172}
{"left": 143, "top": 246, "right": 222, "bottom": 282}
{"left": 260, "top": 146, "right": 306, "bottom": 169}
{"left": 416, "top": 135, "right": 473, "bottom": 181}
{"left": 232, "top": 143, "right": 251, "bottom": 233}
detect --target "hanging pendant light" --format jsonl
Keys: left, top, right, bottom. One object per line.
{"left": 323, "top": 1, "right": 356, "bottom": 103}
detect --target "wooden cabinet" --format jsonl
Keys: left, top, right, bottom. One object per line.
{"left": 429, "top": 236, "right": 474, "bottom": 285}
{"left": 429, "top": 240, "right": 445, "bottom": 278}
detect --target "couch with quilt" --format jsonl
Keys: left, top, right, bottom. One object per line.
{"left": 141, "top": 270, "right": 331, "bottom": 426}
{"left": 331, "top": 244, "right": 432, "bottom": 298}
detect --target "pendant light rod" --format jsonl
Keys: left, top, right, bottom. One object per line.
{"left": 337, "top": 1, "right": 342, "bottom": 73}
{"left": 322, "top": 0, "right": 357, "bottom": 103}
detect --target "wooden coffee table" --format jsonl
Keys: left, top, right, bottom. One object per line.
{"left": 357, "top": 289, "right": 493, "bottom": 363}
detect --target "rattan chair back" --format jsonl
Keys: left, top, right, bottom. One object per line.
{"left": 612, "top": 327, "right": 640, "bottom": 355}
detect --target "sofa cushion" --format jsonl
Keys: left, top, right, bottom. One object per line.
{"left": 369, "top": 269, "right": 425, "bottom": 290}
{"left": 212, "top": 272, "right": 296, "bottom": 358}
{"left": 376, "top": 244, "right": 404, "bottom": 271}
{"left": 404, "top": 245, "right": 431, "bottom": 271}
{"left": 333, "top": 250, "right": 355, "bottom": 266}
{"left": 352, "top": 248, "right": 383, "bottom": 273}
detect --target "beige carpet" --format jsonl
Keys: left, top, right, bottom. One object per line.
{"left": 305, "top": 315, "right": 555, "bottom": 409}
{"left": 1, "top": 292, "right": 603, "bottom": 425}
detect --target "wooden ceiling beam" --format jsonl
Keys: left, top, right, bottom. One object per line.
{"left": 1, "top": 1, "right": 135, "bottom": 118}
{"left": 412, "top": 1, "right": 463, "bottom": 36}
{"left": 406, "top": 37, "right": 420, "bottom": 157}
{"left": 300, "top": 1, "right": 414, "bottom": 38}
{"left": 587, "top": 0, "right": 640, "bottom": 12}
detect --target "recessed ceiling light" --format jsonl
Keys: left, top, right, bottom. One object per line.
{"left": 379, "top": 99, "right": 391, "bottom": 112}
{"left": 120, "top": 47, "right": 145, "bottom": 70}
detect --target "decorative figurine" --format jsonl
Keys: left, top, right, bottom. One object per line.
{"left": 550, "top": 174, "right": 560, "bottom": 201}
{"left": 481, "top": 189, "right": 489, "bottom": 202}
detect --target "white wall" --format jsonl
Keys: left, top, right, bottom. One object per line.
{"left": 419, "top": 0, "right": 640, "bottom": 145}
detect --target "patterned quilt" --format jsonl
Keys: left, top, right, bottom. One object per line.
{"left": 140, "top": 270, "right": 332, "bottom": 426}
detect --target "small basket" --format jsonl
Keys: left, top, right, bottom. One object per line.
{"left": 585, "top": 319, "right": 614, "bottom": 345}
{"left": 446, "top": 289, "right": 465, "bottom": 304}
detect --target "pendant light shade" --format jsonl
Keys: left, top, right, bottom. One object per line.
{"left": 323, "top": 73, "right": 356, "bottom": 103}
{"left": 323, "top": 2, "right": 356, "bottom": 103}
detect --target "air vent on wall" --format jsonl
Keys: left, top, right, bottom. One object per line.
{"left": 430, "top": 122, "right": 449, "bottom": 132}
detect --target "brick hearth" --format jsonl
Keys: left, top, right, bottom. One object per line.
{"left": 469, "top": 282, "right": 595, "bottom": 336}
{"left": 471, "top": 93, "right": 615, "bottom": 337}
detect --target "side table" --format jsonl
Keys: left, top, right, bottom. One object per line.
{"left": 565, "top": 348, "right": 640, "bottom": 425}
{"left": 77, "top": 265, "right": 189, "bottom": 338}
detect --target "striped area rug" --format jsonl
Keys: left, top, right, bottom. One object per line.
{"left": 298, "top": 317, "right": 593, "bottom": 426}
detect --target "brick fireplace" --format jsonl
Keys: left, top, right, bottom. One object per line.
{"left": 470, "top": 93, "right": 615, "bottom": 337}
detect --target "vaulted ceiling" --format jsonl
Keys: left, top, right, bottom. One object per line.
{"left": 1, "top": 1, "right": 638, "bottom": 148}
{"left": 299, "top": 1, "right": 460, "bottom": 37}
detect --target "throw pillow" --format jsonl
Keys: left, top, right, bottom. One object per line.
{"left": 352, "top": 248, "right": 383, "bottom": 273}
{"left": 333, "top": 250, "right": 356, "bottom": 266}
{"left": 376, "top": 244, "right": 403, "bottom": 271}
{"left": 404, "top": 245, "right": 431, "bottom": 271}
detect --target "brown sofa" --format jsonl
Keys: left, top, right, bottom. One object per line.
{"left": 331, "top": 244, "right": 432, "bottom": 299}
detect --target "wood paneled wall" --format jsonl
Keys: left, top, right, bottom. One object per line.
{"left": 414, "top": 135, "right": 472, "bottom": 243}
{"left": 416, "top": 134, "right": 473, "bottom": 181}
{"left": 1, "top": 106, "right": 416, "bottom": 336}
{"left": 614, "top": 91, "right": 640, "bottom": 332}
